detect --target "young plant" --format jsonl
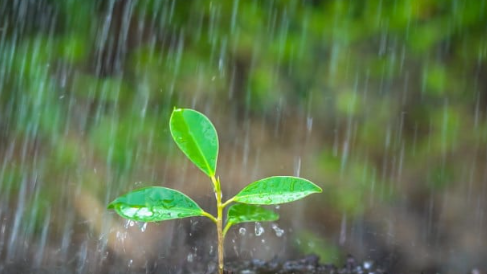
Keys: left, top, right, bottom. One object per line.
{"left": 108, "top": 108, "right": 322, "bottom": 274}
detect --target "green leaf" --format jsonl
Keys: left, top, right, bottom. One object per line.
{"left": 233, "top": 176, "right": 322, "bottom": 205}
{"left": 108, "top": 187, "right": 205, "bottom": 222}
{"left": 227, "top": 204, "right": 279, "bottom": 225}
{"left": 170, "top": 108, "right": 218, "bottom": 177}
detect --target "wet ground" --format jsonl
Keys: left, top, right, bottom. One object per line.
{"left": 1, "top": 254, "right": 386, "bottom": 274}
{"left": 223, "top": 255, "right": 386, "bottom": 274}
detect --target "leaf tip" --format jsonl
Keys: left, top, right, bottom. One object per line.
{"left": 107, "top": 202, "right": 115, "bottom": 210}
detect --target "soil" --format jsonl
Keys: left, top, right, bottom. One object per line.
{"left": 222, "top": 255, "right": 386, "bottom": 274}
{"left": 0, "top": 254, "right": 387, "bottom": 274}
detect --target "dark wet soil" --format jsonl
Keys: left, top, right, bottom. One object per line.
{"left": 222, "top": 254, "right": 386, "bottom": 274}
{"left": 0, "top": 254, "right": 386, "bottom": 274}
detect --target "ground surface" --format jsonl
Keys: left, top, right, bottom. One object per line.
{"left": 222, "top": 255, "right": 386, "bottom": 274}
{"left": 1, "top": 255, "right": 387, "bottom": 274}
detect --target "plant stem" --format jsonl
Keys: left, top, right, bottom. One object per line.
{"left": 216, "top": 199, "right": 224, "bottom": 274}
{"left": 222, "top": 222, "right": 232, "bottom": 239}
{"left": 201, "top": 211, "right": 218, "bottom": 223}
{"left": 212, "top": 176, "right": 224, "bottom": 274}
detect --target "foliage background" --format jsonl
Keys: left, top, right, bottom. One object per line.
{"left": 1, "top": 0, "right": 487, "bottom": 272}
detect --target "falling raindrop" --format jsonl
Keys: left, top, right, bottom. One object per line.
{"left": 294, "top": 157, "right": 301, "bottom": 177}
{"left": 306, "top": 116, "right": 313, "bottom": 133}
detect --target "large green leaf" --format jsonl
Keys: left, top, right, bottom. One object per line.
{"left": 170, "top": 108, "right": 218, "bottom": 177}
{"left": 108, "top": 187, "right": 204, "bottom": 222}
{"left": 232, "top": 176, "right": 322, "bottom": 205}
{"left": 227, "top": 204, "right": 279, "bottom": 225}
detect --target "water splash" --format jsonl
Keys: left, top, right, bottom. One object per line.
{"left": 271, "top": 224, "right": 284, "bottom": 237}
{"left": 254, "top": 222, "right": 264, "bottom": 236}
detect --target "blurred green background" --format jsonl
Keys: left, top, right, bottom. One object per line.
{"left": 1, "top": 0, "right": 487, "bottom": 273}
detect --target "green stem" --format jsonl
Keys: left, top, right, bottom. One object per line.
{"left": 222, "top": 221, "right": 232, "bottom": 239}
{"left": 221, "top": 198, "right": 234, "bottom": 209}
{"left": 201, "top": 211, "right": 218, "bottom": 223}
{"left": 212, "top": 176, "right": 224, "bottom": 274}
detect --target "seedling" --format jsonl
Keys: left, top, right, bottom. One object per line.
{"left": 108, "top": 108, "right": 322, "bottom": 274}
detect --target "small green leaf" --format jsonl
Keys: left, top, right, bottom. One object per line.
{"left": 170, "top": 108, "right": 218, "bottom": 177}
{"left": 233, "top": 176, "right": 322, "bottom": 205}
{"left": 227, "top": 204, "right": 279, "bottom": 225}
{"left": 108, "top": 187, "right": 205, "bottom": 222}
